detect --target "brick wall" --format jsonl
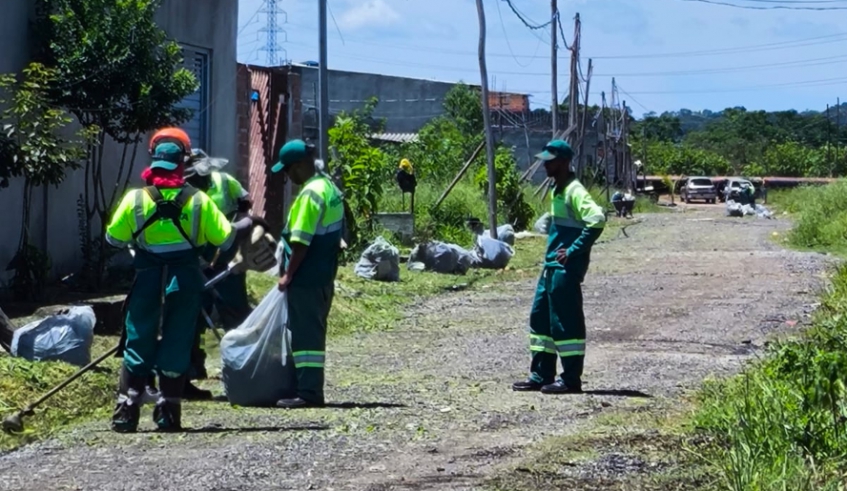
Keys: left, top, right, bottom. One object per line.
{"left": 235, "top": 64, "right": 251, "bottom": 186}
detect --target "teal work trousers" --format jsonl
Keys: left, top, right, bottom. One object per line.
{"left": 287, "top": 285, "right": 334, "bottom": 403}
{"left": 123, "top": 263, "right": 204, "bottom": 378}
{"left": 528, "top": 267, "right": 586, "bottom": 387}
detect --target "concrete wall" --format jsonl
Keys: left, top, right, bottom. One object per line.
{"left": 293, "top": 66, "right": 459, "bottom": 134}
{"left": 0, "top": 0, "right": 237, "bottom": 285}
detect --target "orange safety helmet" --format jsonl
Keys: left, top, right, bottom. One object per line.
{"left": 149, "top": 127, "right": 191, "bottom": 155}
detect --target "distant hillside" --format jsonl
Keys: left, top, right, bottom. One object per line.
{"left": 645, "top": 102, "right": 847, "bottom": 134}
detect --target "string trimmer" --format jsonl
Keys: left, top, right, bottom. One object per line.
{"left": 1, "top": 225, "right": 277, "bottom": 434}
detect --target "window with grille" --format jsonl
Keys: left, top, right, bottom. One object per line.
{"left": 176, "top": 45, "right": 211, "bottom": 151}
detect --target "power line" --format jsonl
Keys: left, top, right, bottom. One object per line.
{"left": 278, "top": 22, "right": 847, "bottom": 60}
{"left": 676, "top": 0, "right": 847, "bottom": 9}
{"left": 284, "top": 41, "right": 847, "bottom": 79}
{"left": 494, "top": 0, "right": 545, "bottom": 68}
{"left": 501, "top": 0, "right": 555, "bottom": 29}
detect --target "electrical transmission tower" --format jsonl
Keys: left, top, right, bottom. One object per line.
{"left": 259, "top": 0, "right": 287, "bottom": 66}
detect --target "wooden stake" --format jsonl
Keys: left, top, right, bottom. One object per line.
{"left": 431, "top": 139, "right": 485, "bottom": 212}
{"left": 476, "top": 0, "right": 498, "bottom": 240}
{"left": 551, "top": 0, "right": 558, "bottom": 134}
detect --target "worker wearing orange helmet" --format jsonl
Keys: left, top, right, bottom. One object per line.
{"left": 106, "top": 127, "right": 258, "bottom": 432}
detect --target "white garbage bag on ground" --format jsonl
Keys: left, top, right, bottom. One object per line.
{"left": 533, "top": 213, "right": 552, "bottom": 235}
{"left": 481, "top": 224, "right": 516, "bottom": 246}
{"left": 408, "top": 241, "right": 474, "bottom": 275}
{"left": 11, "top": 306, "right": 96, "bottom": 367}
{"left": 354, "top": 236, "right": 400, "bottom": 282}
{"left": 221, "top": 288, "right": 296, "bottom": 407}
{"left": 472, "top": 234, "right": 515, "bottom": 270}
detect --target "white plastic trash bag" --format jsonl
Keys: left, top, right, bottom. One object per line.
{"left": 354, "top": 236, "right": 400, "bottom": 282}
{"left": 472, "top": 235, "right": 515, "bottom": 270}
{"left": 533, "top": 213, "right": 552, "bottom": 235}
{"left": 220, "top": 288, "right": 296, "bottom": 407}
{"left": 11, "top": 306, "right": 96, "bottom": 367}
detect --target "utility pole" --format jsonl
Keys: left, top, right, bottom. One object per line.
{"left": 621, "top": 101, "right": 629, "bottom": 191}
{"left": 837, "top": 97, "right": 842, "bottom": 176}
{"left": 318, "top": 0, "right": 330, "bottom": 162}
{"left": 551, "top": 0, "right": 558, "bottom": 134}
{"left": 601, "top": 91, "right": 611, "bottom": 203}
{"left": 476, "top": 0, "right": 498, "bottom": 240}
{"left": 567, "top": 14, "right": 581, "bottom": 148}
{"left": 576, "top": 58, "right": 592, "bottom": 180}
{"left": 827, "top": 103, "right": 832, "bottom": 177}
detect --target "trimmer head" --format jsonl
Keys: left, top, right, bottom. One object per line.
{"left": 2, "top": 411, "right": 24, "bottom": 434}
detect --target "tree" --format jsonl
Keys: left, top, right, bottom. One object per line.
{"left": 0, "top": 62, "right": 91, "bottom": 300}
{"left": 33, "top": 0, "right": 199, "bottom": 288}
{"left": 328, "top": 97, "right": 389, "bottom": 248}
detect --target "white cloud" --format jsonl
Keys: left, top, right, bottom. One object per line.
{"left": 337, "top": 0, "right": 401, "bottom": 31}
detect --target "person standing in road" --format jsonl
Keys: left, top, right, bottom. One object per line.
{"left": 183, "top": 151, "right": 255, "bottom": 400}
{"left": 272, "top": 139, "right": 345, "bottom": 409}
{"left": 513, "top": 139, "right": 606, "bottom": 395}
{"left": 105, "top": 128, "right": 258, "bottom": 432}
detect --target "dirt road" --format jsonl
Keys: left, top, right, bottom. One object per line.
{"left": 0, "top": 209, "right": 829, "bottom": 490}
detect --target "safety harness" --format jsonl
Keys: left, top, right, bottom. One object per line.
{"left": 131, "top": 186, "right": 200, "bottom": 249}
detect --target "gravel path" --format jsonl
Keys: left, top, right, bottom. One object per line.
{"left": 0, "top": 209, "right": 830, "bottom": 491}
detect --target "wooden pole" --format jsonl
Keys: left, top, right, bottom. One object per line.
{"left": 476, "top": 0, "right": 498, "bottom": 240}
{"left": 567, "top": 13, "right": 580, "bottom": 148}
{"left": 576, "top": 58, "right": 592, "bottom": 181}
{"left": 551, "top": 0, "right": 558, "bottom": 135}
{"left": 431, "top": 139, "right": 485, "bottom": 211}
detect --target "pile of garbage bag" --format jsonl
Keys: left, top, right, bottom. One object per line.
{"left": 220, "top": 288, "right": 296, "bottom": 407}
{"left": 479, "top": 224, "right": 516, "bottom": 246}
{"left": 471, "top": 234, "right": 515, "bottom": 270}
{"left": 354, "top": 236, "right": 401, "bottom": 282}
{"left": 11, "top": 306, "right": 96, "bottom": 367}
{"left": 408, "top": 241, "right": 475, "bottom": 275}
{"left": 725, "top": 200, "right": 773, "bottom": 219}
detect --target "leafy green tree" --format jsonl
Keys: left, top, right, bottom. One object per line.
{"left": 328, "top": 97, "right": 389, "bottom": 248}
{"left": 0, "top": 62, "right": 92, "bottom": 300}
{"left": 473, "top": 146, "right": 534, "bottom": 230}
{"left": 33, "top": 0, "right": 199, "bottom": 288}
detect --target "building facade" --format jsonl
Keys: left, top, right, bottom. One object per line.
{"left": 0, "top": 0, "right": 238, "bottom": 284}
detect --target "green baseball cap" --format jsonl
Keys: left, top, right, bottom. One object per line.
{"left": 150, "top": 142, "right": 183, "bottom": 171}
{"left": 535, "top": 139, "right": 574, "bottom": 161}
{"left": 271, "top": 139, "right": 309, "bottom": 173}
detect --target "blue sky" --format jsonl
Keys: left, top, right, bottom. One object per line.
{"left": 236, "top": 0, "right": 847, "bottom": 118}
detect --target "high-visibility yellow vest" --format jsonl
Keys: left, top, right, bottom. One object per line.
{"left": 106, "top": 186, "right": 234, "bottom": 254}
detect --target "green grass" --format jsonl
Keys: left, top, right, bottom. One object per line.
{"left": 0, "top": 336, "right": 120, "bottom": 451}
{"left": 765, "top": 181, "right": 847, "bottom": 255}
{"left": 688, "top": 181, "right": 847, "bottom": 490}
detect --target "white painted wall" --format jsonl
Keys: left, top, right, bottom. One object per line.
{"left": 0, "top": 0, "right": 238, "bottom": 285}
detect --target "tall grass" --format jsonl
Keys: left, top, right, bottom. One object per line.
{"left": 692, "top": 181, "right": 847, "bottom": 490}
{"left": 767, "top": 180, "right": 847, "bottom": 254}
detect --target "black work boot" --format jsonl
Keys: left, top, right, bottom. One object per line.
{"left": 540, "top": 380, "right": 583, "bottom": 395}
{"left": 276, "top": 397, "right": 325, "bottom": 409}
{"left": 111, "top": 366, "right": 144, "bottom": 433}
{"left": 111, "top": 394, "right": 141, "bottom": 433}
{"left": 512, "top": 379, "right": 547, "bottom": 392}
{"left": 182, "top": 381, "right": 213, "bottom": 401}
{"left": 153, "top": 399, "right": 182, "bottom": 432}
{"left": 155, "top": 374, "right": 186, "bottom": 431}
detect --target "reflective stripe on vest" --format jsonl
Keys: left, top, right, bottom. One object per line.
{"left": 551, "top": 181, "right": 584, "bottom": 230}
{"left": 290, "top": 177, "right": 344, "bottom": 244}
{"left": 131, "top": 189, "right": 203, "bottom": 254}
